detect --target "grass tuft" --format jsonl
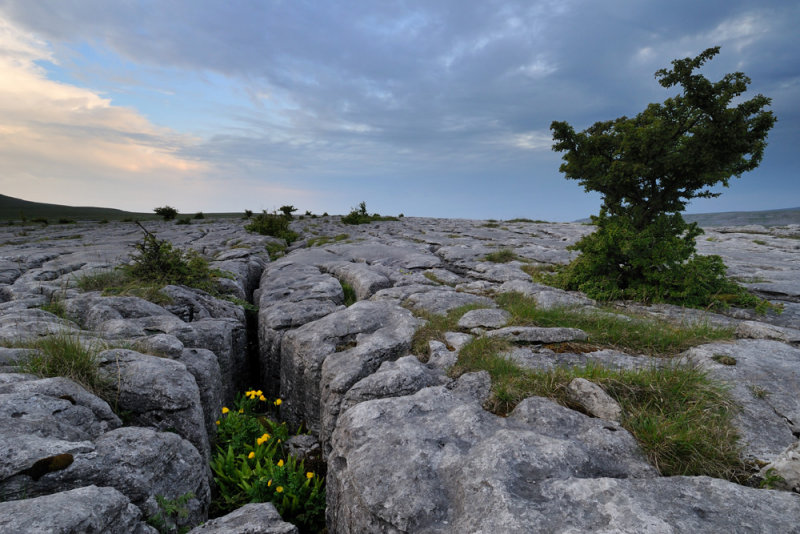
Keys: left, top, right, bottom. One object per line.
{"left": 410, "top": 304, "right": 488, "bottom": 358}
{"left": 484, "top": 248, "right": 517, "bottom": 263}
{"left": 450, "top": 337, "right": 747, "bottom": 481}
{"left": 496, "top": 292, "right": 734, "bottom": 356}
{"left": 17, "top": 332, "right": 107, "bottom": 396}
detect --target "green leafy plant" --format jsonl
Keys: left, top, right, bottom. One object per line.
{"left": 244, "top": 209, "right": 253, "bottom": 219}
{"left": 759, "top": 467, "right": 786, "bottom": 489}
{"left": 341, "top": 281, "right": 357, "bottom": 307}
{"left": 279, "top": 205, "right": 298, "bottom": 219}
{"left": 211, "top": 391, "right": 326, "bottom": 533}
{"left": 154, "top": 206, "right": 178, "bottom": 221}
{"left": 245, "top": 211, "right": 299, "bottom": 243}
{"left": 147, "top": 492, "right": 195, "bottom": 534}
{"left": 550, "top": 47, "right": 776, "bottom": 310}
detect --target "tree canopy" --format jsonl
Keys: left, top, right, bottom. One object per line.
{"left": 551, "top": 46, "right": 775, "bottom": 231}
{"left": 549, "top": 47, "right": 776, "bottom": 308}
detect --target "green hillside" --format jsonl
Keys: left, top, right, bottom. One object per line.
{"left": 0, "top": 194, "right": 242, "bottom": 222}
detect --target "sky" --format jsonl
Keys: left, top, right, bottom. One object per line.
{"left": 0, "top": 1, "right": 798, "bottom": 221}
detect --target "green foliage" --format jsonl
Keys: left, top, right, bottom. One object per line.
{"left": 245, "top": 211, "right": 299, "bottom": 243}
{"left": 759, "top": 467, "right": 786, "bottom": 489}
{"left": 341, "top": 281, "right": 357, "bottom": 307}
{"left": 341, "top": 201, "right": 399, "bottom": 225}
{"left": 212, "top": 391, "right": 326, "bottom": 533}
{"left": 550, "top": 47, "right": 776, "bottom": 310}
{"left": 306, "top": 233, "right": 349, "bottom": 247}
{"left": 194, "top": 212, "right": 204, "bottom": 220}
{"left": 124, "top": 233, "right": 222, "bottom": 293}
{"left": 58, "top": 218, "right": 76, "bottom": 224}
{"left": 147, "top": 492, "right": 195, "bottom": 534}
{"left": 32, "top": 217, "right": 48, "bottom": 225}
{"left": 244, "top": 209, "right": 253, "bottom": 219}
{"left": 484, "top": 248, "right": 517, "bottom": 263}
{"left": 175, "top": 217, "right": 191, "bottom": 225}
{"left": 154, "top": 206, "right": 178, "bottom": 221}
{"left": 17, "top": 332, "right": 106, "bottom": 397}
{"left": 265, "top": 241, "right": 288, "bottom": 260}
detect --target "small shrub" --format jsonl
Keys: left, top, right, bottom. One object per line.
{"left": 154, "top": 206, "right": 178, "bottom": 221}
{"left": 341, "top": 202, "right": 399, "bottom": 225}
{"left": 244, "top": 209, "right": 253, "bottom": 219}
{"left": 58, "top": 218, "right": 76, "bottom": 224}
{"left": 194, "top": 212, "right": 204, "bottom": 220}
{"left": 265, "top": 241, "right": 287, "bottom": 260}
{"left": 32, "top": 217, "right": 49, "bottom": 225}
{"left": 175, "top": 218, "right": 191, "bottom": 225}
{"left": 484, "top": 248, "right": 516, "bottom": 263}
{"left": 245, "top": 212, "right": 299, "bottom": 243}
{"left": 147, "top": 492, "right": 194, "bottom": 534}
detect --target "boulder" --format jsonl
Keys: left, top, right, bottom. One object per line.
{"left": 187, "top": 502, "right": 298, "bottom": 534}
{"left": 97, "top": 349, "right": 210, "bottom": 463}
{"left": 566, "top": 377, "right": 623, "bottom": 421}
{"left": 457, "top": 308, "right": 510, "bottom": 329}
{"left": 0, "top": 485, "right": 157, "bottom": 534}
{"left": 485, "top": 325, "right": 588, "bottom": 343}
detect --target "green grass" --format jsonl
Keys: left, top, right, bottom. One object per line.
{"left": 307, "top": 233, "right": 349, "bottom": 247}
{"left": 450, "top": 338, "right": 747, "bottom": 481}
{"left": 341, "top": 281, "right": 357, "bottom": 307}
{"left": 496, "top": 292, "right": 734, "bottom": 355}
{"left": 16, "top": 332, "right": 108, "bottom": 397}
{"left": 410, "top": 304, "right": 489, "bottom": 358}
{"left": 484, "top": 248, "right": 517, "bottom": 263}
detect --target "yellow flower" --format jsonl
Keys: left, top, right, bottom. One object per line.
{"left": 277, "top": 459, "right": 284, "bottom": 467}
{"left": 268, "top": 479, "right": 272, "bottom": 487}
{"left": 245, "top": 390, "right": 256, "bottom": 399}
{"left": 259, "top": 395, "right": 266, "bottom": 401}
{"left": 248, "top": 451, "right": 255, "bottom": 459}
{"left": 276, "top": 486, "right": 283, "bottom": 493}
{"left": 215, "top": 420, "right": 220, "bottom": 425}
{"left": 274, "top": 398, "right": 282, "bottom": 406}
{"left": 306, "top": 472, "right": 314, "bottom": 479}
{"left": 256, "top": 433, "right": 271, "bottom": 446}
{"left": 255, "top": 390, "right": 263, "bottom": 396}
{"left": 221, "top": 407, "right": 229, "bottom": 414}
{"left": 238, "top": 409, "right": 244, "bottom": 414}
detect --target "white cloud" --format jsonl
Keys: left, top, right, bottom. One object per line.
{"left": 0, "top": 17, "right": 208, "bottom": 207}
{"left": 511, "top": 130, "right": 553, "bottom": 151}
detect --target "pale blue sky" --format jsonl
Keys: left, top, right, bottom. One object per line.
{"left": 0, "top": 1, "right": 797, "bottom": 220}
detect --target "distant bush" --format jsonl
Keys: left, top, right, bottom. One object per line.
{"left": 194, "top": 212, "right": 205, "bottom": 220}
{"left": 58, "top": 218, "right": 76, "bottom": 224}
{"left": 245, "top": 211, "right": 299, "bottom": 243}
{"left": 279, "top": 205, "right": 297, "bottom": 220}
{"left": 176, "top": 217, "right": 191, "bottom": 225}
{"left": 154, "top": 206, "right": 178, "bottom": 221}
{"left": 341, "top": 202, "right": 398, "bottom": 225}
{"left": 32, "top": 217, "right": 49, "bottom": 225}
{"left": 244, "top": 209, "right": 253, "bottom": 219}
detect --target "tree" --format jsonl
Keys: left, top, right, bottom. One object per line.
{"left": 154, "top": 206, "right": 178, "bottom": 221}
{"left": 550, "top": 47, "right": 776, "bottom": 306}
{"left": 279, "top": 205, "right": 297, "bottom": 219}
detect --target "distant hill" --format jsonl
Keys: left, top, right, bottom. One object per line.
{"left": 575, "top": 207, "right": 800, "bottom": 228}
{"left": 0, "top": 193, "right": 152, "bottom": 221}
{"left": 683, "top": 207, "right": 800, "bottom": 227}
{"left": 0, "top": 194, "right": 242, "bottom": 222}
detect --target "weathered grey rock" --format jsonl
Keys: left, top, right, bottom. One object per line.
{"left": 339, "top": 355, "right": 448, "bottom": 415}
{"left": 160, "top": 284, "right": 245, "bottom": 322}
{"left": 424, "top": 268, "right": 463, "bottom": 286}
{"left": 0, "top": 485, "right": 157, "bottom": 534}
{"left": 132, "top": 332, "right": 185, "bottom": 358}
{"left": 759, "top": 440, "right": 800, "bottom": 493}
{"left": 468, "top": 261, "right": 530, "bottom": 283}
{"left": 97, "top": 349, "right": 210, "bottom": 463}
{"left": 427, "top": 340, "right": 458, "bottom": 369}
{"left": 450, "top": 475, "right": 800, "bottom": 533}
{"left": 320, "top": 261, "right": 392, "bottom": 300}
{"left": 497, "top": 279, "right": 594, "bottom": 309}
{"left": 444, "top": 331, "right": 473, "bottom": 351}
{"left": 506, "top": 346, "right": 668, "bottom": 372}
{"left": 327, "top": 384, "right": 655, "bottom": 533}
{"left": 566, "top": 377, "right": 622, "bottom": 421}
{"left": 685, "top": 339, "right": 800, "bottom": 461}
{"left": 485, "top": 325, "right": 588, "bottom": 343}
{"left": 403, "top": 288, "right": 495, "bottom": 315}
{"left": 175, "top": 348, "right": 225, "bottom": 440}
{"left": 187, "top": 502, "right": 298, "bottom": 534}
{"left": 736, "top": 320, "right": 800, "bottom": 343}
{"left": 280, "top": 301, "right": 418, "bottom": 452}
{"left": 0, "top": 426, "right": 210, "bottom": 527}
{"left": 457, "top": 308, "right": 510, "bottom": 329}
